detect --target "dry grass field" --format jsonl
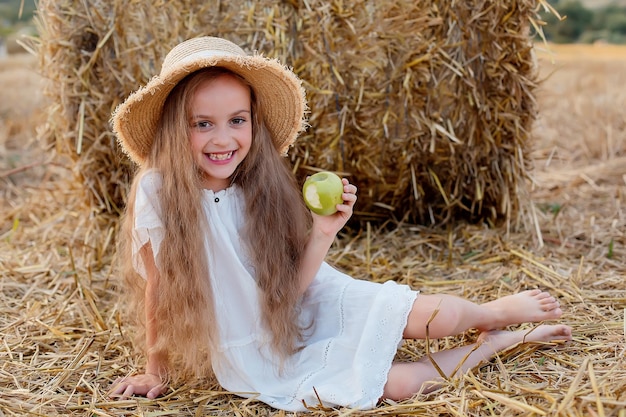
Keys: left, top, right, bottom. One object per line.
{"left": 1, "top": 43, "right": 625, "bottom": 416}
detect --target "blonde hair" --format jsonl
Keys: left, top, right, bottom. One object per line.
{"left": 119, "top": 67, "right": 312, "bottom": 381}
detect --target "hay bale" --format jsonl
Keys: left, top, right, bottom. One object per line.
{"left": 32, "top": 0, "right": 547, "bottom": 227}
{"left": 290, "top": 0, "right": 541, "bottom": 227}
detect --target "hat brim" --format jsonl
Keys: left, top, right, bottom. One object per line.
{"left": 113, "top": 53, "right": 306, "bottom": 165}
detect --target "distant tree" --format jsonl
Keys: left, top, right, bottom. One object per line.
{"left": 540, "top": 0, "right": 626, "bottom": 44}
{"left": 541, "top": 0, "right": 593, "bottom": 42}
{"left": 0, "top": 0, "right": 36, "bottom": 25}
{"left": 591, "top": 5, "right": 626, "bottom": 32}
{"left": 605, "top": 12, "right": 626, "bottom": 34}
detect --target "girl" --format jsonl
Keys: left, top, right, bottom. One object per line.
{"left": 109, "top": 36, "right": 571, "bottom": 411}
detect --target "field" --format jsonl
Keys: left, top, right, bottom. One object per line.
{"left": 1, "top": 43, "right": 625, "bottom": 416}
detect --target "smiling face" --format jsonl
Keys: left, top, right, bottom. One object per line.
{"left": 189, "top": 73, "right": 253, "bottom": 191}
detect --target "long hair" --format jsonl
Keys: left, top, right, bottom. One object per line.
{"left": 233, "top": 93, "right": 313, "bottom": 360}
{"left": 119, "top": 67, "right": 312, "bottom": 381}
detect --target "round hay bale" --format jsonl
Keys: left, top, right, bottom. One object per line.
{"left": 33, "top": 0, "right": 545, "bottom": 228}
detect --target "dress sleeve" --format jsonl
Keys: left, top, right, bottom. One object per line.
{"left": 132, "top": 170, "right": 165, "bottom": 280}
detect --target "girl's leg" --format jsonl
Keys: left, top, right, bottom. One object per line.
{"left": 384, "top": 324, "right": 572, "bottom": 401}
{"left": 403, "top": 289, "right": 562, "bottom": 339}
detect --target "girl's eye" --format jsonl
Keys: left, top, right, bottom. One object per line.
{"left": 193, "top": 121, "right": 212, "bottom": 131}
{"left": 231, "top": 117, "right": 246, "bottom": 125}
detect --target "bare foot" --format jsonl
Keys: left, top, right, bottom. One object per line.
{"left": 479, "top": 289, "right": 562, "bottom": 330}
{"left": 521, "top": 323, "right": 573, "bottom": 343}
{"left": 477, "top": 324, "right": 572, "bottom": 350}
{"left": 383, "top": 324, "right": 572, "bottom": 400}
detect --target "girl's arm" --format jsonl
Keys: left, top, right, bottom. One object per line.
{"left": 109, "top": 242, "right": 168, "bottom": 399}
{"left": 298, "top": 178, "right": 357, "bottom": 294}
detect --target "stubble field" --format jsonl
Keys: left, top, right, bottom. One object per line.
{"left": 0, "top": 43, "right": 625, "bottom": 416}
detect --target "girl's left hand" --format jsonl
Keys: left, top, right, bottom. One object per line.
{"left": 298, "top": 178, "right": 358, "bottom": 293}
{"left": 311, "top": 178, "right": 357, "bottom": 237}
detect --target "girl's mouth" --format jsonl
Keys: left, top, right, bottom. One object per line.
{"left": 208, "top": 151, "right": 234, "bottom": 161}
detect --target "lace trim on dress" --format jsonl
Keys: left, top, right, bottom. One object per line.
{"left": 290, "top": 280, "right": 349, "bottom": 408}
{"left": 371, "top": 288, "right": 419, "bottom": 404}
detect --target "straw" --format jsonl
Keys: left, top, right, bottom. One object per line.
{"left": 2, "top": 7, "right": 625, "bottom": 417}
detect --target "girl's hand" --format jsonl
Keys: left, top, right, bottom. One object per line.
{"left": 298, "top": 178, "right": 358, "bottom": 293}
{"left": 311, "top": 178, "right": 357, "bottom": 237}
{"left": 109, "top": 373, "right": 167, "bottom": 399}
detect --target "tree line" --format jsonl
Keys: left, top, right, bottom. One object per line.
{"left": 540, "top": 0, "right": 626, "bottom": 44}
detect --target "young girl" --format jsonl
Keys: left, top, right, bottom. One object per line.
{"left": 109, "top": 36, "right": 571, "bottom": 411}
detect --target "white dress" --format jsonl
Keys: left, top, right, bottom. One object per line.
{"left": 132, "top": 170, "right": 418, "bottom": 412}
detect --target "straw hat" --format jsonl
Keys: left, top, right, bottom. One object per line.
{"left": 112, "top": 36, "right": 307, "bottom": 165}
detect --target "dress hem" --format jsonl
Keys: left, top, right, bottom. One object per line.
{"left": 368, "top": 289, "right": 419, "bottom": 408}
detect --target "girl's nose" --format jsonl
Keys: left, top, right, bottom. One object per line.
{"left": 210, "top": 126, "right": 229, "bottom": 145}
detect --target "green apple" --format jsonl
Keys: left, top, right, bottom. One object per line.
{"left": 302, "top": 171, "right": 344, "bottom": 216}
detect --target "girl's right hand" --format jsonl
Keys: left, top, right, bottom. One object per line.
{"left": 109, "top": 373, "right": 167, "bottom": 399}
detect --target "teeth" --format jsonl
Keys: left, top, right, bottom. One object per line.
{"left": 208, "top": 151, "right": 233, "bottom": 161}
